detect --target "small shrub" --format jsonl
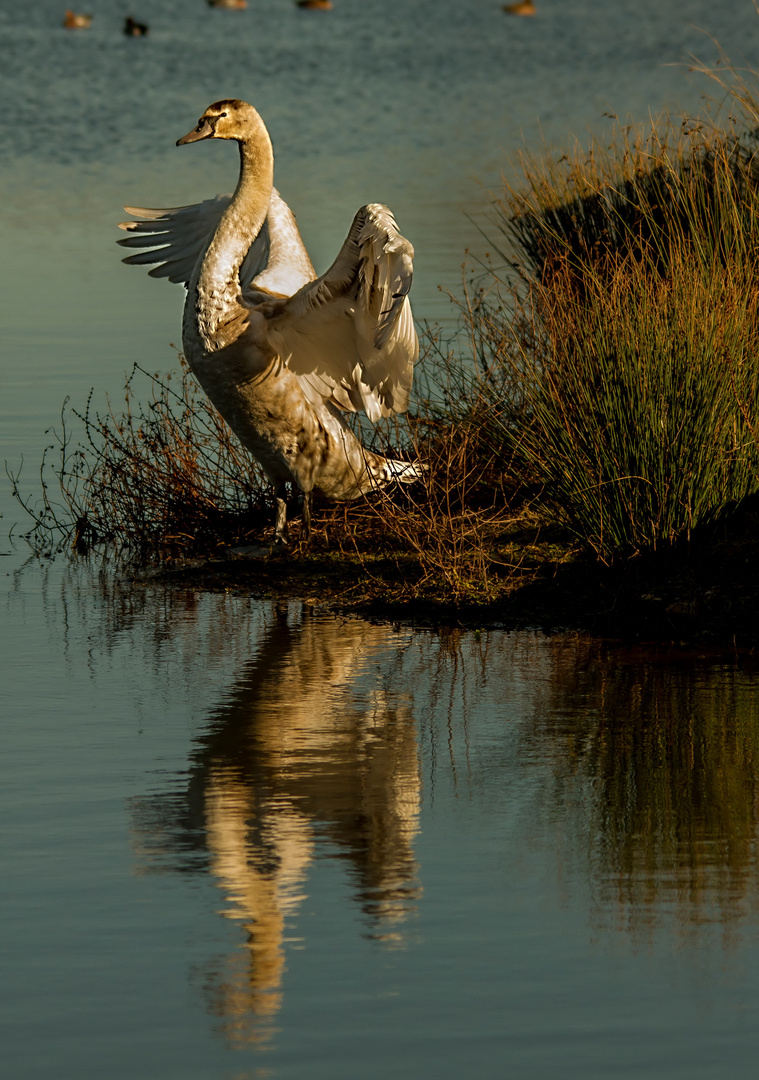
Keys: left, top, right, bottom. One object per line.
{"left": 11, "top": 359, "right": 272, "bottom": 558}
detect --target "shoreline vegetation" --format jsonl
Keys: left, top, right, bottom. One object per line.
{"left": 11, "top": 60, "right": 759, "bottom": 646}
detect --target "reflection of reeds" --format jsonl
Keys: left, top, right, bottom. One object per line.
{"left": 532, "top": 639, "right": 759, "bottom": 939}
{"left": 407, "top": 627, "right": 759, "bottom": 941}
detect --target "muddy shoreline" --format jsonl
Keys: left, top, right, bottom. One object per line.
{"left": 146, "top": 532, "right": 759, "bottom": 651}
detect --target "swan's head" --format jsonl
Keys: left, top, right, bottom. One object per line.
{"left": 176, "top": 99, "right": 263, "bottom": 146}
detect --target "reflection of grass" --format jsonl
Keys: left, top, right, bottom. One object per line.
{"left": 535, "top": 639, "right": 759, "bottom": 937}
{"left": 11, "top": 57, "right": 759, "bottom": 617}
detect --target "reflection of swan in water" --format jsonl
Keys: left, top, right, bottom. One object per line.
{"left": 131, "top": 604, "right": 421, "bottom": 1045}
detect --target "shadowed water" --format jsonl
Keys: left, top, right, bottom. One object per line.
{"left": 5, "top": 2, "right": 759, "bottom": 1076}
{"left": 5, "top": 564, "right": 759, "bottom": 1077}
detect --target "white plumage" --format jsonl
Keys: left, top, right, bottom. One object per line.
{"left": 118, "top": 99, "right": 421, "bottom": 542}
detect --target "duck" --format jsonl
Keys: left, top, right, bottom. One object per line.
{"left": 118, "top": 100, "right": 421, "bottom": 544}
{"left": 123, "top": 15, "right": 149, "bottom": 35}
{"left": 296, "top": 0, "right": 333, "bottom": 10}
{"left": 207, "top": 0, "right": 247, "bottom": 9}
{"left": 62, "top": 9, "right": 92, "bottom": 28}
{"left": 503, "top": 0, "right": 535, "bottom": 14}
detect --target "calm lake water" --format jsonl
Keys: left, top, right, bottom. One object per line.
{"left": 4, "top": 1, "right": 759, "bottom": 1077}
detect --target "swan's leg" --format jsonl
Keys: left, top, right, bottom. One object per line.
{"left": 301, "top": 491, "right": 312, "bottom": 541}
{"left": 274, "top": 483, "right": 289, "bottom": 545}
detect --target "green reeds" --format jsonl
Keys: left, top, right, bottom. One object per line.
{"left": 467, "top": 106, "right": 759, "bottom": 560}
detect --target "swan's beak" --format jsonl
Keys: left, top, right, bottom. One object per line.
{"left": 176, "top": 118, "right": 215, "bottom": 146}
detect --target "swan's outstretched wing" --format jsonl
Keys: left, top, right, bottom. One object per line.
{"left": 257, "top": 203, "right": 418, "bottom": 421}
{"left": 117, "top": 193, "right": 233, "bottom": 284}
{"left": 117, "top": 189, "right": 314, "bottom": 294}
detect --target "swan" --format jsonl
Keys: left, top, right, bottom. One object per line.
{"left": 118, "top": 99, "right": 421, "bottom": 543}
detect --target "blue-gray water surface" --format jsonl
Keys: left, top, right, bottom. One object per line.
{"left": 4, "top": 1, "right": 759, "bottom": 1077}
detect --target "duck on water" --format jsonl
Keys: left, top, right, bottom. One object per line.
{"left": 118, "top": 100, "right": 422, "bottom": 544}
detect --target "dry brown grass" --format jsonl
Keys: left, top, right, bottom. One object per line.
{"left": 348, "top": 349, "right": 533, "bottom": 600}
{"left": 10, "top": 345, "right": 529, "bottom": 604}
{"left": 11, "top": 357, "right": 272, "bottom": 559}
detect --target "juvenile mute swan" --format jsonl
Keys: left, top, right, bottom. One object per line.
{"left": 118, "top": 99, "right": 421, "bottom": 543}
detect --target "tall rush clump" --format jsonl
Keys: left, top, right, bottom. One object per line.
{"left": 475, "top": 115, "right": 759, "bottom": 561}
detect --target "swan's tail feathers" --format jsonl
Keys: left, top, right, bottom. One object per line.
{"left": 370, "top": 457, "right": 428, "bottom": 489}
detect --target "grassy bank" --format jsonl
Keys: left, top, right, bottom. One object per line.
{"left": 12, "top": 65, "right": 759, "bottom": 644}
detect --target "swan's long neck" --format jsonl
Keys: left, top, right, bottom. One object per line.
{"left": 189, "top": 123, "right": 274, "bottom": 350}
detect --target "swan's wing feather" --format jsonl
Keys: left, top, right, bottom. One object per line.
{"left": 263, "top": 204, "right": 418, "bottom": 420}
{"left": 118, "top": 189, "right": 300, "bottom": 289}
{"left": 118, "top": 195, "right": 231, "bottom": 284}
{"left": 242, "top": 189, "right": 316, "bottom": 296}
